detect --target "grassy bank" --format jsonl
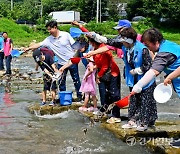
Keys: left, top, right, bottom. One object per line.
{"left": 0, "top": 18, "right": 47, "bottom": 47}
{"left": 0, "top": 18, "right": 180, "bottom": 47}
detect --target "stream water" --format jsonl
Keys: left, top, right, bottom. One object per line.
{"left": 0, "top": 56, "right": 179, "bottom": 154}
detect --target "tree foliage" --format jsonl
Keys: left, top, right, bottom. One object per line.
{"left": 0, "top": 0, "right": 179, "bottom": 27}
{"left": 126, "top": 0, "right": 180, "bottom": 27}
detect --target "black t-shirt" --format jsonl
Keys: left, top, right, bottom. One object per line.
{"left": 38, "top": 54, "right": 54, "bottom": 73}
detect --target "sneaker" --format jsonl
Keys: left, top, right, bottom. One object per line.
{"left": 40, "top": 102, "right": 46, "bottom": 106}
{"left": 107, "top": 117, "right": 121, "bottom": 124}
{"left": 49, "top": 101, "right": 55, "bottom": 106}
{"left": 3, "top": 73, "right": 11, "bottom": 76}
{"left": 93, "top": 110, "right": 102, "bottom": 115}
{"left": 170, "top": 140, "right": 180, "bottom": 148}
{"left": 87, "top": 106, "right": 94, "bottom": 112}
{"left": 79, "top": 106, "right": 88, "bottom": 112}
{"left": 136, "top": 125, "right": 148, "bottom": 132}
{"left": 93, "top": 108, "right": 99, "bottom": 112}
{"left": 122, "top": 121, "right": 137, "bottom": 129}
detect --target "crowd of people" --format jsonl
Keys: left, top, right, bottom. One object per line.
{"left": 1, "top": 19, "right": 179, "bottom": 133}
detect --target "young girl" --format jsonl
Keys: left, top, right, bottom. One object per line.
{"left": 79, "top": 56, "right": 98, "bottom": 112}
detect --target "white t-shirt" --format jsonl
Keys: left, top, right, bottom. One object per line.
{"left": 40, "top": 30, "right": 75, "bottom": 65}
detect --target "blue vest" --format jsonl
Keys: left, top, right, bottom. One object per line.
{"left": 159, "top": 40, "right": 180, "bottom": 97}
{"left": 122, "top": 41, "right": 155, "bottom": 89}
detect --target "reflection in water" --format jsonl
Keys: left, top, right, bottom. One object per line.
{"left": 0, "top": 77, "right": 15, "bottom": 126}
{"left": 0, "top": 57, "right": 153, "bottom": 153}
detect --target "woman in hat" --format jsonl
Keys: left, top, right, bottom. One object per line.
{"left": 119, "top": 28, "right": 157, "bottom": 131}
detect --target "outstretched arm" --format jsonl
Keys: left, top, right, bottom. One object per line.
{"left": 164, "top": 66, "right": 180, "bottom": 85}
{"left": 24, "top": 42, "right": 41, "bottom": 52}
{"left": 59, "top": 60, "right": 73, "bottom": 73}
{"left": 71, "top": 21, "right": 89, "bottom": 32}
{"left": 132, "top": 69, "right": 159, "bottom": 93}
{"left": 86, "top": 46, "right": 109, "bottom": 57}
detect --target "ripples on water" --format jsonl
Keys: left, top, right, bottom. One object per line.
{"left": 2, "top": 57, "right": 175, "bottom": 153}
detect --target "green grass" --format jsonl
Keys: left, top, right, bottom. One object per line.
{"left": 0, "top": 18, "right": 47, "bottom": 47}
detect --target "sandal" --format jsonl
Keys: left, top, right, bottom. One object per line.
{"left": 106, "top": 117, "right": 121, "bottom": 124}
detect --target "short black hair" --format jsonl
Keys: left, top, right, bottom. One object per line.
{"left": 141, "top": 28, "right": 164, "bottom": 44}
{"left": 45, "top": 20, "right": 58, "bottom": 28}
{"left": 2, "top": 32, "right": 8, "bottom": 35}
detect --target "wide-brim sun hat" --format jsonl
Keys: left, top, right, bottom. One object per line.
{"left": 113, "top": 19, "right": 132, "bottom": 30}
{"left": 153, "top": 83, "right": 172, "bottom": 103}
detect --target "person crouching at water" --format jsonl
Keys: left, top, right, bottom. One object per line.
{"left": 33, "top": 50, "right": 59, "bottom": 106}
{"left": 119, "top": 28, "right": 157, "bottom": 131}
{"left": 78, "top": 56, "right": 98, "bottom": 112}
{"left": 87, "top": 34, "right": 121, "bottom": 123}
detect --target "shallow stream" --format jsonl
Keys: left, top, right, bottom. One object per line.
{"left": 0, "top": 57, "right": 179, "bottom": 153}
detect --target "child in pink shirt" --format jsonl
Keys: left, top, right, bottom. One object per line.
{"left": 79, "top": 56, "right": 98, "bottom": 112}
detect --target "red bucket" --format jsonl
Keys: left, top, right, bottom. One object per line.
{"left": 115, "top": 93, "right": 134, "bottom": 108}
{"left": 70, "top": 57, "right": 81, "bottom": 64}
{"left": 115, "top": 96, "right": 129, "bottom": 108}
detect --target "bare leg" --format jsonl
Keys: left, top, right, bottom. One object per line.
{"left": 92, "top": 95, "right": 97, "bottom": 108}
{"left": 83, "top": 92, "right": 90, "bottom": 107}
{"left": 42, "top": 90, "right": 47, "bottom": 102}
{"left": 51, "top": 90, "right": 56, "bottom": 102}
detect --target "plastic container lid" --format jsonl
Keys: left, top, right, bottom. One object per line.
{"left": 153, "top": 83, "right": 172, "bottom": 103}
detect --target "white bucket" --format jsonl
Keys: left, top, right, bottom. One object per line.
{"left": 153, "top": 83, "right": 172, "bottom": 103}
